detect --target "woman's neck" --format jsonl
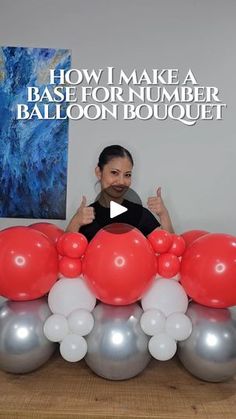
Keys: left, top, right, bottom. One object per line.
{"left": 98, "top": 193, "right": 124, "bottom": 208}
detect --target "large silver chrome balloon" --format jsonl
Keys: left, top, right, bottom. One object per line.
{"left": 178, "top": 302, "right": 236, "bottom": 382}
{"left": 85, "top": 303, "right": 151, "bottom": 380}
{"left": 0, "top": 298, "right": 56, "bottom": 373}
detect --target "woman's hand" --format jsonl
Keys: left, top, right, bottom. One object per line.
{"left": 147, "top": 187, "right": 174, "bottom": 233}
{"left": 66, "top": 196, "right": 95, "bottom": 232}
{"left": 147, "top": 187, "right": 167, "bottom": 217}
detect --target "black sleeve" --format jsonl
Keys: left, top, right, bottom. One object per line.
{"left": 138, "top": 207, "right": 161, "bottom": 236}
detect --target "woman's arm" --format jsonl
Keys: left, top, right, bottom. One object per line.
{"left": 158, "top": 208, "right": 174, "bottom": 233}
{"left": 147, "top": 187, "right": 175, "bottom": 233}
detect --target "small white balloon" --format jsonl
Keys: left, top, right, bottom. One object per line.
{"left": 68, "top": 309, "right": 94, "bottom": 336}
{"left": 148, "top": 333, "right": 177, "bottom": 361}
{"left": 140, "top": 309, "right": 166, "bottom": 336}
{"left": 60, "top": 334, "right": 87, "bottom": 362}
{"left": 43, "top": 314, "right": 69, "bottom": 342}
{"left": 165, "top": 312, "right": 192, "bottom": 341}
{"left": 141, "top": 278, "right": 188, "bottom": 316}
{"left": 48, "top": 277, "right": 96, "bottom": 316}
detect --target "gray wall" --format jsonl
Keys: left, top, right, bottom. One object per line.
{"left": 0, "top": 0, "right": 235, "bottom": 234}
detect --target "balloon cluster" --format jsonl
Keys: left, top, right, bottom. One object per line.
{"left": 44, "top": 277, "right": 96, "bottom": 362}
{"left": 1, "top": 222, "right": 236, "bottom": 383}
{"left": 140, "top": 278, "right": 192, "bottom": 361}
{"left": 0, "top": 223, "right": 65, "bottom": 373}
{"left": 147, "top": 229, "right": 186, "bottom": 278}
{"left": 57, "top": 232, "right": 88, "bottom": 278}
{"left": 177, "top": 229, "right": 236, "bottom": 381}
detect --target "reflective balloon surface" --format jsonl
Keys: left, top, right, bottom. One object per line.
{"left": 0, "top": 298, "right": 56, "bottom": 373}
{"left": 83, "top": 224, "right": 157, "bottom": 305}
{"left": 85, "top": 303, "right": 151, "bottom": 380}
{"left": 178, "top": 302, "right": 236, "bottom": 382}
{"left": 181, "top": 233, "right": 236, "bottom": 308}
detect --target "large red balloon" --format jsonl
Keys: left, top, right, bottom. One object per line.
{"left": 82, "top": 224, "right": 157, "bottom": 305}
{"left": 181, "top": 233, "right": 236, "bottom": 308}
{"left": 181, "top": 229, "right": 209, "bottom": 247}
{"left": 29, "top": 222, "right": 64, "bottom": 245}
{"left": 0, "top": 227, "right": 58, "bottom": 301}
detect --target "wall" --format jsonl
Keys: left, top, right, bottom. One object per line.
{"left": 0, "top": 0, "right": 235, "bottom": 234}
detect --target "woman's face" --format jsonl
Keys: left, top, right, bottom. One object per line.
{"left": 95, "top": 157, "right": 133, "bottom": 199}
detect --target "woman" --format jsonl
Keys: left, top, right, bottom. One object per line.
{"left": 66, "top": 145, "right": 174, "bottom": 241}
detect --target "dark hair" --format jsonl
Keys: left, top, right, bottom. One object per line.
{"left": 98, "top": 145, "right": 134, "bottom": 170}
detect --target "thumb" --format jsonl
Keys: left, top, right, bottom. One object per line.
{"left": 80, "top": 195, "right": 87, "bottom": 207}
{"left": 156, "top": 187, "right": 162, "bottom": 198}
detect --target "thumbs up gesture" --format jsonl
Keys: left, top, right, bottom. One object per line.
{"left": 66, "top": 196, "right": 95, "bottom": 232}
{"left": 76, "top": 195, "right": 95, "bottom": 227}
{"left": 147, "top": 187, "right": 174, "bottom": 233}
{"left": 147, "top": 187, "right": 167, "bottom": 217}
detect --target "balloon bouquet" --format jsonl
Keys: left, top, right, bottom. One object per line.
{"left": 0, "top": 223, "right": 236, "bottom": 383}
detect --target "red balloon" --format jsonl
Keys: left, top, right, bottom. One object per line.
{"left": 0, "top": 227, "right": 58, "bottom": 301}
{"left": 181, "top": 229, "right": 209, "bottom": 247}
{"left": 147, "top": 229, "right": 173, "bottom": 254}
{"left": 29, "top": 222, "right": 64, "bottom": 245}
{"left": 157, "top": 253, "right": 180, "bottom": 278}
{"left": 168, "top": 234, "right": 186, "bottom": 257}
{"left": 82, "top": 224, "right": 157, "bottom": 305}
{"left": 59, "top": 256, "right": 82, "bottom": 278}
{"left": 181, "top": 233, "right": 236, "bottom": 308}
{"left": 57, "top": 232, "right": 88, "bottom": 258}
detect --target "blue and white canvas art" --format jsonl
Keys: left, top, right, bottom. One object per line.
{"left": 0, "top": 46, "right": 71, "bottom": 219}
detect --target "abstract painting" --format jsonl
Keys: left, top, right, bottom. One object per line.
{"left": 0, "top": 46, "right": 71, "bottom": 219}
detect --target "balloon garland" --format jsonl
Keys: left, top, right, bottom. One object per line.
{"left": 0, "top": 223, "right": 236, "bottom": 381}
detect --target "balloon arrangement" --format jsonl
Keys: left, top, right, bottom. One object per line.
{"left": 0, "top": 223, "right": 236, "bottom": 382}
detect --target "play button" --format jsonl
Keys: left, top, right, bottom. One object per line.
{"left": 110, "top": 201, "right": 128, "bottom": 218}
{"left": 79, "top": 186, "right": 152, "bottom": 240}
{"left": 92, "top": 186, "right": 143, "bottom": 234}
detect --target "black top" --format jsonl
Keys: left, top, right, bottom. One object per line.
{"left": 79, "top": 199, "right": 160, "bottom": 241}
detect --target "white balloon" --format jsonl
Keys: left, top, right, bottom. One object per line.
{"left": 148, "top": 333, "right": 177, "bottom": 361}
{"left": 140, "top": 309, "right": 166, "bottom": 336}
{"left": 165, "top": 312, "right": 192, "bottom": 341}
{"left": 48, "top": 277, "right": 96, "bottom": 316}
{"left": 43, "top": 314, "right": 69, "bottom": 342}
{"left": 141, "top": 278, "right": 188, "bottom": 316}
{"left": 60, "top": 334, "right": 87, "bottom": 362}
{"left": 68, "top": 309, "right": 94, "bottom": 336}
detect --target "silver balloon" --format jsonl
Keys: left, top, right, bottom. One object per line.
{"left": 0, "top": 298, "right": 56, "bottom": 373}
{"left": 85, "top": 303, "right": 151, "bottom": 380}
{"left": 0, "top": 296, "right": 7, "bottom": 306}
{"left": 178, "top": 302, "right": 236, "bottom": 382}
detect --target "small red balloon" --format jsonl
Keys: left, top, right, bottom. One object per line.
{"left": 29, "top": 222, "right": 64, "bottom": 245}
{"left": 59, "top": 256, "right": 82, "bottom": 278}
{"left": 169, "top": 234, "right": 186, "bottom": 257}
{"left": 0, "top": 226, "right": 58, "bottom": 300}
{"left": 147, "top": 229, "right": 173, "bottom": 254}
{"left": 181, "top": 233, "right": 236, "bottom": 308}
{"left": 83, "top": 224, "right": 157, "bottom": 305}
{"left": 157, "top": 253, "right": 180, "bottom": 278}
{"left": 57, "top": 232, "right": 88, "bottom": 258}
{"left": 181, "top": 229, "right": 209, "bottom": 247}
